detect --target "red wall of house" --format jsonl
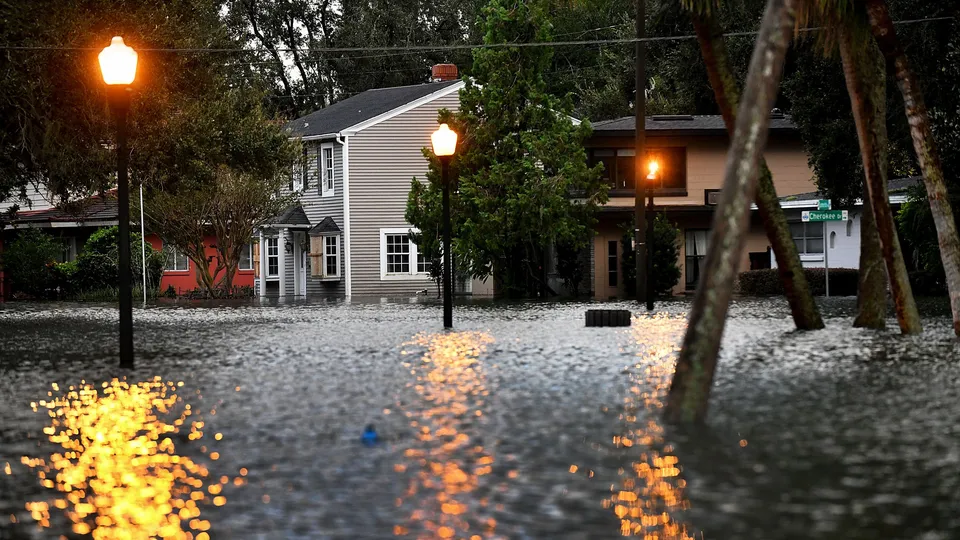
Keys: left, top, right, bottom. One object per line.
{"left": 147, "top": 234, "right": 254, "bottom": 294}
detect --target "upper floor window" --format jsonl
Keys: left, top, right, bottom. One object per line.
{"left": 291, "top": 149, "right": 308, "bottom": 192}
{"left": 588, "top": 147, "right": 687, "bottom": 194}
{"left": 790, "top": 222, "right": 824, "bottom": 255}
{"left": 164, "top": 243, "right": 189, "bottom": 272}
{"left": 320, "top": 144, "right": 335, "bottom": 197}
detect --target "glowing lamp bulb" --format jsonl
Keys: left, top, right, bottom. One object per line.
{"left": 98, "top": 36, "right": 138, "bottom": 86}
{"left": 431, "top": 123, "right": 458, "bottom": 157}
{"left": 647, "top": 160, "right": 660, "bottom": 180}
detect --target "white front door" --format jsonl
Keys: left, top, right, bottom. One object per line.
{"left": 295, "top": 232, "right": 307, "bottom": 296}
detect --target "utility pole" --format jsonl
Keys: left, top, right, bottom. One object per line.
{"left": 634, "top": 0, "right": 647, "bottom": 304}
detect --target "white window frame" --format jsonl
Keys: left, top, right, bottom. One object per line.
{"left": 266, "top": 237, "right": 280, "bottom": 278}
{"left": 163, "top": 243, "right": 189, "bottom": 272}
{"left": 320, "top": 143, "right": 335, "bottom": 198}
{"left": 239, "top": 241, "right": 255, "bottom": 271}
{"left": 790, "top": 221, "right": 825, "bottom": 261}
{"left": 379, "top": 227, "right": 430, "bottom": 281}
{"left": 321, "top": 234, "right": 341, "bottom": 279}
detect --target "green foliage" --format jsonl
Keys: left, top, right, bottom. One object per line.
{"left": 73, "top": 226, "right": 165, "bottom": 293}
{"left": 737, "top": 268, "right": 859, "bottom": 296}
{"left": 620, "top": 212, "right": 682, "bottom": 298}
{"left": 555, "top": 239, "right": 590, "bottom": 297}
{"left": 0, "top": 229, "right": 62, "bottom": 298}
{"left": 406, "top": 0, "right": 607, "bottom": 298}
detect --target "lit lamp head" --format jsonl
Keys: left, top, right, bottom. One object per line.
{"left": 98, "top": 36, "right": 138, "bottom": 86}
{"left": 646, "top": 159, "right": 660, "bottom": 181}
{"left": 431, "top": 123, "right": 458, "bottom": 159}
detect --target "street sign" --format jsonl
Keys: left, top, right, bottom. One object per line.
{"left": 802, "top": 210, "right": 848, "bottom": 222}
{"left": 818, "top": 199, "right": 832, "bottom": 210}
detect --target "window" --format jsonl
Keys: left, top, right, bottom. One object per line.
{"left": 790, "top": 222, "right": 824, "bottom": 255}
{"left": 386, "top": 234, "right": 410, "bottom": 274}
{"left": 266, "top": 237, "right": 279, "bottom": 277}
{"left": 57, "top": 238, "right": 77, "bottom": 263}
{"left": 608, "top": 240, "right": 618, "bottom": 287}
{"left": 644, "top": 148, "right": 687, "bottom": 192}
{"left": 685, "top": 230, "right": 709, "bottom": 289}
{"left": 380, "top": 228, "right": 430, "bottom": 279}
{"left": 417, "top": 249, "right": 432, "bottom": 274}
{"left": 323, "top": 235, "right": 340, "bottom": 278}
{"left": 615, "top": 149, "right": 635, "bottom": 190}
{"left": 589, "top": 147, "right": 687, "bottom": 194}
{"left": 320, "top": 144, "right": 334, "bottom": 197}
{"left": 291, "top": 149, "right": 307, "bottom": 192}
{"left": 590, "top": 150, "right": 616, "bottom": 189}
{"left": 164, "top": 244, "right": 189, "bottom": 272}
{"left": 239, "top": 241, "right": 255, "bottom": 271}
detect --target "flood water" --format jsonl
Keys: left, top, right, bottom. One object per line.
{"left": 1, "top": 297, "right": 958, "bottom": 539}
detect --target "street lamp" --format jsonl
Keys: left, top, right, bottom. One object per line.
{"left": 99, "top": 36, "right": 138, "bottom": 368}
{"left": 644, "top": 159, "right": 659, "bottom": 311}
{"left": 431, "top": 123, "right": 458, "bottom": 329}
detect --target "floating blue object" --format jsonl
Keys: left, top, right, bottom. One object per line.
{"left": 361, "top": 424, "right": 379, "bottom": 446}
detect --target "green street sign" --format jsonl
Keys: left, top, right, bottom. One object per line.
{"left": 802, "top": 210, "right": 848, "bottom": 222}
{"left": 817, "top": 199, "right": 832, "bottom": 210}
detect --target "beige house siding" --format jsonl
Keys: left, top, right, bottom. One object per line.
{"left": 347, "top": 89, "right": 460, "bottom": 297}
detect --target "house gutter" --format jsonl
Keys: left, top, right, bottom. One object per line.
{"left": 337, "top": 132, "right": 352, "bottom": 297}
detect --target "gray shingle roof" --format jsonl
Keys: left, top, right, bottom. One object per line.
{"left": 309, "top": 217, "right": 341, "bottom": 236}
{"left": 286, "top": 80, "right": 462, "bottom": 138}
{"left": 780, "top": 177, "right": 921, "bottom": 202}
{"left": 266, "top": 205, "right": 311, "bottom": 227}
{"left": 591, "top": 114, "right": 797, "bottom": 135}
{"left": 8, "top": 194, "right": 118, "bottom": 224}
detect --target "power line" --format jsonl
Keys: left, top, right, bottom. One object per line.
{"left": 0, "top": 16, "right": 951, "bottom": 54}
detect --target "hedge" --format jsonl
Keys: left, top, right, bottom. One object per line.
{"left": 737, "top": 267, "right": 859, "bottom": 296}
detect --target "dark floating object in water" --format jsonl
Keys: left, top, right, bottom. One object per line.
{"left": 361, "top": 424, "right": 379, "bottom": 446}
{"left": 585, "top": 309, "right": 632, "bottom": 327}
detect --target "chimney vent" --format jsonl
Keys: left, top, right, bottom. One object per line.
{"left": 431, "top": 64, "right": 458, "bottom": 82}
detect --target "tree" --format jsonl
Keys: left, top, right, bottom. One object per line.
{"left": 0, "top": 229, "right": 62, "bottom": 298}
{"left": 406, "top": 0, "right": 607, "bottom": 298}
{"left": 620, "top": 213, "right": 681, "bottom": 298}
{"left": 665, "top": 0, "right": 800, "bottom": 424}
{"left": 838, "top": 14, "right": 921, "bottom": 333}
{"left": 683, "top": 1, "right": 824, "bottom": 331}
{"left": 865, "top": 0, "right": 960, "bottom": 336}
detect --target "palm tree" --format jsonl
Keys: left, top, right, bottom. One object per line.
{"left": 838, "top": 14, "right": 922, "bottom": 333}
{"left": 684, "top": 3, "right": 824, "bottom": 331}
{"left": 664, "top": 0, "right": 802, "bottom": 424}
{"left": 864, "top": 0, "right": 960, "bottom": 336}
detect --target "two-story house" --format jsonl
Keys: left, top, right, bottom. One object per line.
{"left": 257, "top": 66, "right": 465, "bottom": 299}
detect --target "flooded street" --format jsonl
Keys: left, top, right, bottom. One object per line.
{"left": 1, "top": 298, "right": 959, "bottom": 539}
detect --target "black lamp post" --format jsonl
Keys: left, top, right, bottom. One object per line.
{"left": 99, "top": 36, "right": 138, "bottom": 368}
{"left": 431, "top": 123, "right": 458, "bottom": 329}
{"left": 645, "top": 160, "right": 659, "bottom": 311}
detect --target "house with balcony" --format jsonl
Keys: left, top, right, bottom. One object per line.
{"left": 584, "top": 113, "right": 912, "bottom": 299}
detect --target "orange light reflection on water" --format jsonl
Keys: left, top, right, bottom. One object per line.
{"left": 605, "top": 314, "right": 697, "bottom": 539}
{"left": 396, "top": 331, "right": 497, "bottom": 540}
{"left": 22, "top": 377, "right": 234, "bottom": 539}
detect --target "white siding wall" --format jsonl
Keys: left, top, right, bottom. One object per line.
{"left": 301, "top": 141, "right": 346, "bottom": 298}
{"left": 772, "top": 209, "right": 862, "bottom": 269}
{"left": 348, "top": 88, "right": 460, "bottom": 298}
{"left": 0, "top": 184, "right": 54, "bottom": 213}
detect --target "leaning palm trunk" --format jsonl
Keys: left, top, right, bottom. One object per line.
{"left": 865, "top": 0, "right": 960, "bottom": 336}
{"left": 853, "top": 192, "right": 888, "bottom": 328}
{"left": 664, "top": 0, "right": 801, "bottom": 424}
{"left": 839, "top": 25, "right": 921, "bottom": 333}
{"left": 692, "top": 13, "right": 824, "bottom": 331}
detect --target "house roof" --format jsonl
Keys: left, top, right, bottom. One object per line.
{"left": 590, "top": 114, "right": 797, "bottom": 136}
{"left": 780, "top": 176, "right": 921, "bottom": 202}
{"left": 286, "top": 79, "right": 463, "bottom": 138}
{"left": 265, "top": 204, "right": 311, "bottom": 228}
{"left": 308, "top": 216, "right": 341, "bottom": 236}
{"left": 4, "top": 194, "right": 119, "bottom": 226}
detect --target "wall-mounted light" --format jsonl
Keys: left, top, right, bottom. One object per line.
{"left": 284, "top": 241, "right": 293, "bottom": 254}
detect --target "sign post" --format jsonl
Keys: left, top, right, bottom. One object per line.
{"left": 802, "top": 207, "right": 847, "bottom": 297}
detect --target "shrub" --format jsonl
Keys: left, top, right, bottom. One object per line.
{"left": 74, "top": 226, "right": 165, "bottom": 292}
{"left": 0, "top": 229, "right": 62, "bottom": 298}
{"left": 620, "top": 213, "right": 682, "bottom": 298}
{"left": 737, "top": 267, "right": 859, "bottom": 296}
{"left": 909, "top": 270, "right": 948, "bottom": 297}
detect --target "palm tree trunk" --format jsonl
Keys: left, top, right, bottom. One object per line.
{"left": 839, "top": 25, "right": 921, "bottom": 334}
{"left": 664, "top": 0, "right": 800, "bottom": 424}
{"left": 854, "top": 192, "right": 888, "bottom": 329}
{"left": 692, "top": 13, "right": 824, "bottom": 331}
{"left": 865, "top": 0, "right": 960, "bottom": 336}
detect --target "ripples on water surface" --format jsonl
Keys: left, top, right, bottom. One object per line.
{"left": 1, "top": 297, "right": 959, "bottom": 539}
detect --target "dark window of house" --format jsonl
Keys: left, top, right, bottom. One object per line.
{"left": 615, "top": 149, "right": 635, "bottom": 190}
{"left": 645, "top": 147, "right": 687, "bottom": 192}
{"left": 590, "top": 150, "right": 616, "bottom": 189}
{"left": 790, "top": 222, "right": 824, "bottom": 254}
{"left": 608, "top": 240, "right": 618, "bottom": 287}
{"left": 685, "top": 229, "right": 709, "bottom": 289}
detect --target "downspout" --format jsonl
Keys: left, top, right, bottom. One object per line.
{"left": 336, "top": 132, "right": 352, "bottom": 297}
